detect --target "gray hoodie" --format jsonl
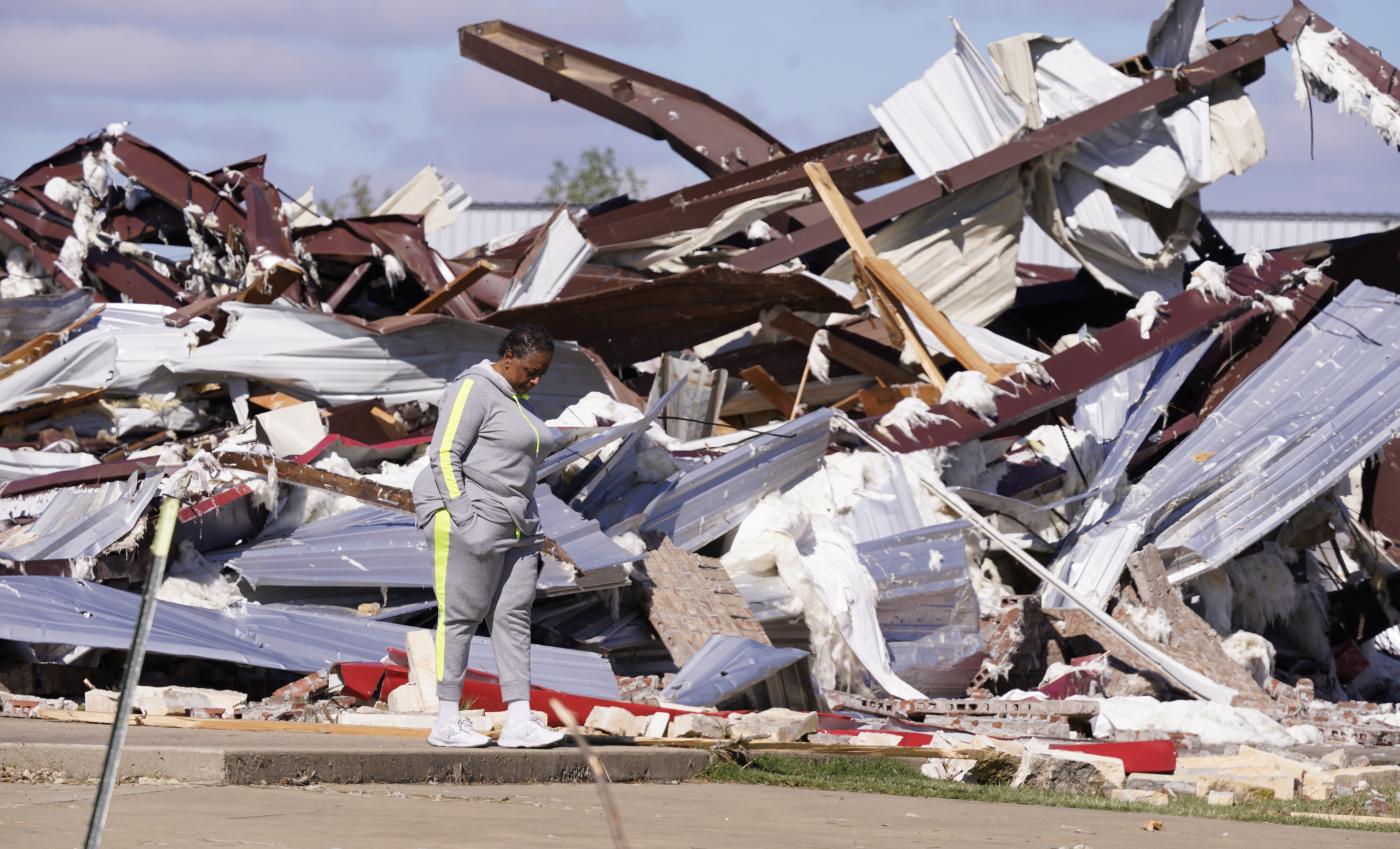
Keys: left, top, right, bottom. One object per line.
{"left": 412, "top": 361, "right": 554, "bottom": 541}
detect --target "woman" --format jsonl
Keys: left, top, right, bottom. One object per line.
{"left": 411, "top": 323, "right": 564, "bottom": 748}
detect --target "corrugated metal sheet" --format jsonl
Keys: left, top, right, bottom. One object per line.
{"left": 1049, "top": 331, "right": 1217, "bottom": 607}
{"left": 661, "top": 635, "right": 808, "bottom": 707}
{"left": 0, "top": 575, "right": 621, "bottom": 697}
{"left": 1018, "top": 212, "right": 1400, "bottom": 268}
{"left": 0, "top": 473, "right": 163, "bottom": 563}
{"left": 636, "top": 409, "right": 835, "bottom": 551}
{"left": 208, "top": 484, "right": 636, "bottom": 593}
{"left": 857, "top": 518, "right": 983, "bottom": 696}
{"left": 870, "top": 21, "right": 1024, "bottom": 181}
{"left": 1052, "top": 282, "right": 1400, "bottom": 605}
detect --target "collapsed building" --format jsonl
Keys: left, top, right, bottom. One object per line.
{"left": 3, "top": 0, "right": 1400, "bottom": 792}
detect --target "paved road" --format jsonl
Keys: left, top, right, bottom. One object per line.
{"left": 4, "top": 780, "right": 1395, "bottom": 849}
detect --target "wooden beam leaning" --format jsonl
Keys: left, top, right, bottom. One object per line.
{"left": 738, "top": 365, "right": 798, "bottom": 418}
{"left": 407, "top": 260, "right": 495, "bottom": 315}
{"left": 802, "top": 162, "right": 945, "bottom": 389}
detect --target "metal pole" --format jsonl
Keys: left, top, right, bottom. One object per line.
{"left": 83, "top": 496, "right": 181, "bottom": 849}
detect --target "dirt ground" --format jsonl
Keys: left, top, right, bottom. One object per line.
{"left": 5, "top": 780, "right": 1396, "bottom": 849}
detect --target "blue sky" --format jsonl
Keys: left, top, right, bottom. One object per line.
{"left": 6, "top": 1, "right": 1398, "bottom": 211}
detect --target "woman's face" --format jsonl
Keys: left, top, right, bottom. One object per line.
{"left": 497, "top": 349, "right": 553, "bottom": 394}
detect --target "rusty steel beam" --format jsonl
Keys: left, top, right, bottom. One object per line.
{"left": 485, "top": 265, "right": 850, "bottom": 365}
{"left": 873, "top": 255, "right": 1317, "bottom": 453}
{"left": 459, "top": 20, "right": 790, "bottom": 178}
{"left": 732, "top": 5, "right": 1315, "bottom": 272}
{"left": 581, "top": 129, "right": 907, "bottom": 247}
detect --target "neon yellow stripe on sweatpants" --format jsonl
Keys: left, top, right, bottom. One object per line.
{"left": 432, "top": 509, "right": 451, "bottom": 683}
{"left": 438, "top": 378, "right": 475, "bottom": 499}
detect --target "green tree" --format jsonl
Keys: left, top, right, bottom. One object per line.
{"left": 538, "top": 146, "right": 647, "bottom": 205}
{"left": 318, "top": 175, "right": 390, "bottom": 219}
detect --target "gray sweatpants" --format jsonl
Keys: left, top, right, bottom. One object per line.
{"left": 426, "top": 509, "right": 540, "bottom": 704}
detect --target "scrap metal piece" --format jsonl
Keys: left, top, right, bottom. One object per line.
{"left": 459, "top": 20, "right": 790, "bottom": 177}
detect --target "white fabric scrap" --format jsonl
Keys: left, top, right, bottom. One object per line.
{"left": 1292, "top": 25, "right": 1400, "bottom": 149}
{"left": 938, "top": 371, "right": 1007, "bottom": 424}
{"left": 1126, "top": 290, "right": 1167, "bottom": 338}
{"left": 875, "top": 397, "right": 953, "bottom": 441}
{"left": 1186, "top": 260, "right": 1235, "bottom": 301}
{"left": 1243, "top": 245, "right": 1272, "bottom": 274}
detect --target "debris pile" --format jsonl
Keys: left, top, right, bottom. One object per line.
{"left": 2, "top": 1, "right": 1400, "bottom": 799}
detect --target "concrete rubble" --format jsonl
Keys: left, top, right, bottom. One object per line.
{"left": 1, "top": 0, "right": 1400, "bottom": 811}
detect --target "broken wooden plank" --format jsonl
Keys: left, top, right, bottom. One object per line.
{"left": 214, "top": 451, "right": 413, "bottom": 512}
{"left": 857, "top": 384, "right": 942, "bottom": 418}
{"left": 738, "top": 365, "right": 799, "bottom": 419}
{"left": 406, "top": 260, "right": 495, "bottom": 315}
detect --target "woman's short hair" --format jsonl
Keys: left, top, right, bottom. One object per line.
{"left": 498, "top": 323, "right": 554, "bottom": 359}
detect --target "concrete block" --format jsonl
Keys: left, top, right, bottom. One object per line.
{"left": 386, "top": 684, "right": 425, "bottom": 714}
{"left": 728, "top": 709, "right": 819, "bottom": 743}
{"left": 669, "top": 713, "right": 730, "bottom": 739}
{"left": 404, "top": 630, "right": 438, "bottom": 713}
{"left": 1331, "top": 765, "right": 1400, "bottom": 791}
{"left": 1206, "top": 790, "right": 1236, "bottom": 807}
{"left": 850, "top": 731, "right": 904, "bottom": 747}
{"left": 642, "top": 712, "right": 671, "bottom": 739}
{"left": 1012, "top": 747, "right": 1126, "bottom": 796}
{"left": 84, "top": 686, "right": 246, "bottom": 717}
{"left": 1194, "top": 774, "right": 1297, "bottom": 801}
{"left": 1176, "top": 748, "right": 1308, "bottom": 782}
{"left": 585, "top": 706, "right": 648, "bottom": 737}
{"left": 921, "top": 758, "right": 978, "bottom": 782}
{"left": 1125, "top": 773, "right": 1198, "bottom": 797}
{"left": 1111, "top": 788, "right": 1169, "bottom": 806}
{"left": 1319, "top": 749, "right": 1349, "bottom": 769}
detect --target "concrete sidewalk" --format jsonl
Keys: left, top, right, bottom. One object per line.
{"left": 6, "top": 781, "right": 1395, "bottom": 849}
{"left": 0, "top": 717, "right": 710, "bottom": 785}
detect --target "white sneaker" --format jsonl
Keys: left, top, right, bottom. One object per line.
{"left": 497, "top": 716, "right": 566, "bottom": 749}
{"left": 427, "top": 718, "right": 490, "bottom": 748}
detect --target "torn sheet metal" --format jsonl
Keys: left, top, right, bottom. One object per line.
{"left": 0, "top": 447, "right": 99, "bottom": 484}
{"left": 176, "top": 303, "right": 607, "bottom": 417}
{"left": 1049, "top": 331, "right": 1217, "bottom": 607}
{"left": 596, "top": 188, "right": 811, "bottom": 274}
{"left": 0, "top": 289, "right": 95, "bottom": 355}
{"left": 661, "top": 634, "right": 807, "bottom": 707}
{"left": 0, "top": 305, "right": 209, "bottom": 414}
{"left": 0, "top": 575, "right": 619, "bottom": 696}
{"left": 871, "top": 19, "right": 1025, "bottom": 181}
{"left": 732, "top": 7, "right": 1309, "bottom": 274}
{"left": 498, "top": 210, "right": 593, "bottom": 310}
{"left": 539, "top": 380, "right": 683, "bottom": 480}
{"left": 857, "top": 519, "right": 983, "bottom": 696}
{"left": 210, "top": 485, "right": 636, "bottom": 595}
{"left": 0, "top": 473, "right": 162, "bottom": 563}
{"left": 1290, "top": 17, "right": 1400, "bottom": 150}
{"left": 1072, "top": 348, "right": 1162, "bottom": 443}
{"left": 1055, "top": 282, "right": 1400, "bottom": 606}
{"left": 371, "top": 165, "right": 472, "bottom": 235}
{"left": 636, "top": 409, "right": 835, "bottom": 552}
